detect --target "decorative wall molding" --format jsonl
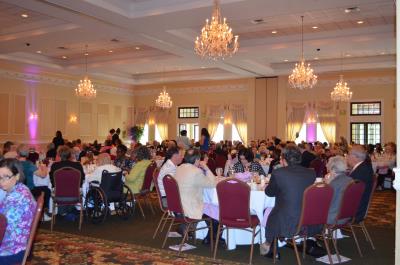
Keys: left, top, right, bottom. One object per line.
{"left": 284, "top": 75, "right": 395, "bottom": 89}
{"left": 0, "top": 69, "right": 134, "bottom": 96}
{"left": 133, "top": 83, "right": 248, "bottom": 96}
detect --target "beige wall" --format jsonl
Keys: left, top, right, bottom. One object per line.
{"left": 0, "top": 62, "right": 134, "bottom": 145}
{"left": 0, "top": 59, "right": 395, "bottom": 146}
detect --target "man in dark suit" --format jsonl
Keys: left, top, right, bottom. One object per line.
{"left": 347, "top": 145, "right": 374, "bottom": 223}
{"left": 299, "top": 143, "right": 316, "bottom": 168}
{"left": 260, "top": 144, "right": 316, "bottom": 255}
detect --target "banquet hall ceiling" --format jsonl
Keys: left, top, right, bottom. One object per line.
{"left": 0, "top": 0, "right": 395, "bottom": 85}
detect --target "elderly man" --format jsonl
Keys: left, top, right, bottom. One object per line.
{"left": 347, "top": 145, "right": 374, "bottom": 223}
{"left": 261, "top": 145, "right": 316, "bottom": 257}
{"left": 174, "top": 149, "right": 221, "bottom": 245}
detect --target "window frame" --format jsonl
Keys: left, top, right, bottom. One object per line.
{"left": 350, "top": 122, "right": 381, "bottom": 145}
{"left": 177, "top": 106, "right": 200, "bottom": 119}
{"left": 350, "top": 101, "right": 381, "bottom": 116}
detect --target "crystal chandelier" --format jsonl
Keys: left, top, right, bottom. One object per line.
{"left": 194, "top": 0, "right": 239, "bottom": 60}
{"left": 155, "top": 86, "right": 172, "bottom": 109}
{"left": 331, "top": 75, "right": 353, "bottom": 102}
{"left": 288, "top": 16, "right": 317, "bottom": 89}
{"left": 76, "top": 45, "right": 96, "bottom": 99}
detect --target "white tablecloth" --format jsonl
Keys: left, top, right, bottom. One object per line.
{"left": 196, "top": 184, "right": 275, "bottom": 250}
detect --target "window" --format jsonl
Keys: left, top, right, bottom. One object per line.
{"left": 155, "top": 124, "right": 162, "bottom": 143}
{"left": 294, "top": 123, "right": 329, "bottom": 144}
{"left": 211, "top": 123, "right": 224, "bottom": 142}
{"left": 232, "top": 124, "right": 242, "bottom": 142}
{"left": 351, "top": 122, "right": 381, "bottom": 145}
{"left": 178, "top": 107, "right": 199, "bottom": 118}
{"left": 177, "top": 123, "right": 199, "bottom": 142}
{"left": 351, "top": 102, "right": 381, "bottom": 116}
{"left": 139, "top": 124, "right": 149, "bottom": 145}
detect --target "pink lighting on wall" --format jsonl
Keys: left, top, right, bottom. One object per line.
{"left": 28, "top": 112, "right": 38, "bottom": 120}
{"left": 305, "top": 109, "right": 317, "bottom": 142}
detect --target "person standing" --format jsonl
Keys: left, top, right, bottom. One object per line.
{"left": 200, "top": 128, "right": 210, "bottom": 152}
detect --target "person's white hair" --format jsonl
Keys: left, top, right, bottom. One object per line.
{"left": 327, "top": 156, "right": 347, "bottom": 174}
{"left": 349, "top": 145, "right": 367, "bottom": 161}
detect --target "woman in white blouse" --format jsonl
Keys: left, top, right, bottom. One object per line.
{"left": 86, "top": 153, "right": 121, "bottom": 183}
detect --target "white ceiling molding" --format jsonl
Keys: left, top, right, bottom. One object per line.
{"left": 0, "top": 69, "right": 134, "bottom": 96}
{"left": 282, "top": 75, "right": 395, "bottom": 89}
{"left": 133, "top": 83, "right": 248, "bottom": 96}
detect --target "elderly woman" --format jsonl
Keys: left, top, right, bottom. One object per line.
{"left": 0, "top": 158, "right": 36, "bottom": 264}
{"left": 125, "top": 146, "right": 152, "bottom": 194}
{"left": 325, "top": 156, "right": 352, "bottom": 224}
{"left": 86, "top": 153, "right": 121, "bottom": 183}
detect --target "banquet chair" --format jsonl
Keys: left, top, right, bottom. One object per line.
{"left": 135, "top": 162, "right": 157, "bottom": 218}
{"left": 152, "top": 170, "right": 173, "bottom": 239}
{"left": 348, "top": 175, "right": 378, "bottom": 250}
{"left": 162, "top": 175, "right": 214, "bottom": 256}
{"left": 215, "top": 154, "right": 227, "bottom": 169}
{"left": 207, "top": 157, "right": 217, "bottom": 175}
{"left": 51, "top": 167, "right": 83, "bottom": 231}
{"left": 272, "top": 183, "right": 334, "bottom": 265}
{"left": 327, "top": 180, "right": 365, "bottom": 263}
{"left": 214, "top": 178, "right": 261, "bottom": 264}
{"left": 22, "top": 193, "right": 44, "bottom": 265}
{"left": 0, "top": 214, "right": 6, "bottom": 244}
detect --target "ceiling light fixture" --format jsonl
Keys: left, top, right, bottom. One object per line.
{"left": 155, "top": 86, "right": 173, "bottom": 109}
{"left": 331, "top": 53, "right": 353, "bottom": 102}
{"left": 21, "top": 13, "right": 29, "bottom": 18}
{"left": 75, "top": 44, "right": 96, "bottom": 99}
{"left": 271, "top": 30, "right": 278, "bottom": 34}
{"left": 108, "top": 50, "right": 113, "bottom": 53}
{"left": 194, "top": 0, "right": 239, "bottom": 60}
{"left": 288, "top": 16, "right": 317, "bottom": 90}
{"left": 135, "top": 46, "right": 140, "bottom": 50}
{"left": 36, "top": 50, "right": 42, "bottom": 54}
{"left": 62, "top": 56, "right": 67, "bottom": 59}
{"left": 312, "top": 26, "right": 318, "bottom": 29}
{"left": 284, "top": 59, "right": 289, "bottom": 62}
{"left": 357, "top": 20, "right": 364, "bottom": 24}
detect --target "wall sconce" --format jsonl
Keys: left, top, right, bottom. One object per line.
{"left": 224, "top": 117, "right": 232, "bottom": 125}
{"left": 148, "top": 118, "right": 155, "bottom": 125}
{"left": 29, "top": 112, "right": 38, "bottom": 120}
{"left": 69, "top": 114, "right": 78, "bottom": 123}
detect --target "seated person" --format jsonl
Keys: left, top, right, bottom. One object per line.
{"left": 0, "top": 158, "right": 37, "bottom": 264}
{"left": 347, "top": 145, "right": 374, "bottom": 223}
{"left": 261, "top": 145, "right": 316, "bottom": 256}
{"left": 49, "top": 145, "right": 85, "bottom": 187}
{"left": 325, "top": 156, "right": 352, "bottom": 224}
{"left": 233, "top": 148, "right": 266, "bottom": 176}
{"left": 86, "top": 153, "right": 121, "bottom": 183}
{"left": 114, "top": 144, "right": 134, "bottom": 174}
{"left": 125, "top": 146, "right": 152, "bottom": 194}
{"left": 174, "top": 149, "right": 220, "bottom": 244}
{"left": 157, "top": 147, "right": 183, "bottom": 207}
{"left": 17, "top": 144, "right": 51, "bottom": 221}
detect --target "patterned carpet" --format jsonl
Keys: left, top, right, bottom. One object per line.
{"left": 28, "top": 230, "right": 242, "bottom": 265}
{"left": 27, "top": 191, "right": 395, "bottom": 265}
{"left": 365, "top": 190, "right": 395, "bottom": 227}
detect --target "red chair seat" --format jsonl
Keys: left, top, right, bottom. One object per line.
{"left": 222, "top": 215, "right": 259, "bottom": 228}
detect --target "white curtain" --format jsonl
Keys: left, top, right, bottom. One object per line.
{"left": 155, "top": 109, "right": 169, "bottom": 141}
{"left": 286, "top": 102, "right": 307, "bottom": 141}
{"left": 206, "top": 105, "right": 224, "bottom": 140}
{"left": 231, "top": 105, "right": 247, "bottom": 145}
{"left": 134, "top": 107, "right": 149, "bottom": 126}
{"left": 316, "top": 101, "right": 337, "bottom": 144}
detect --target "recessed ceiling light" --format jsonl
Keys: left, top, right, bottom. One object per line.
{"left": 284, "top": 59, "right": 288, "bottom": 62}
{"left": 314, "top": 57, "right": 319, "bottom": 60}
{"left": 135, "top": 71, "right": 140, "bottom": 74}
{"left": 21, "top": 13, "right": 28, "bottom": 18}
{"left": 312, "top": 26, "right": 318, "bottom": 29}
{"left": 345, "top": 7, "right": 360, "bottom": 13}
{"left": 201, "top": 66, "right": 207, "bottom": 69}
{"left": 345, "top": 54, "right": 351, "bottom": 57}
{"left": 135, "top": 46, "right": 140, "bottom": 50}
{"left": 84, "top": 52, "right": 89, "bottom": 56}
{"left": 271, "top": 30, "right": 277, "bottom": 34}
{"left": 108, "top": 50, "right": 113, "bottom": 53}
{"left": 380, "top": 52, "right": 386, "bottom": 55}
{"left": 357, "top": 20, "right": 364, "bottom": 24}
{"left": 36, "top": 50, "right": 41, "bottom": 54}
{"left": 62, "top": 56, "right": 67, "bottom": 59}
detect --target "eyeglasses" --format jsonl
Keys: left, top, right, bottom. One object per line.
{"left": 0, "top": 175, "right": 14, "bottom": 182}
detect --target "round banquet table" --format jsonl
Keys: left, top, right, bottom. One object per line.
{"left": 196, "top": 182, "right": 275, "bottom": 250}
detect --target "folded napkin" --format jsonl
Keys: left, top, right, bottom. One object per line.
{"left": 235, "top": 172, "right": 252, "bottom": 182}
